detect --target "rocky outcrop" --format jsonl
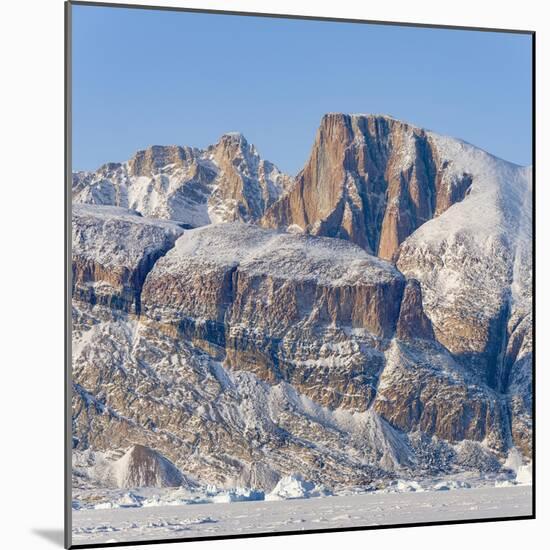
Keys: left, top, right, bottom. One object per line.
{"left": 142, "top": 223, "right": 405, "bottom": 335}
{"left": 131, "top": 214, "right": 510, "bottom": 451}
{"left": 396, "top": 280, "right": 434, "bottom": 341}
{"left": 394, "top": 140, "right": 532, "bottom": 459}
{"left": 261, "top": 113, "right": 473, "bottom": 260}
{"left": 141, "top": 223, "right": 408, "bottom": 411}
{"left": 71, "top": 300, "right": 511, "bottom": 490}
{"left": 111, "top": 445, "right": 191, "bottom": 489}
{"left": 395, "top": 142, "right": 532, "bottom": 382}
{"left": 397, "top": 233, "right": 512, "bottom": 386}
{"left": 206, "top": 133, "right": 293, "bottom": 223}
{"left": 71, "top": 309, "right": 397, "bottom": 490}
{"left": 505, "top": 314, "right": 532, "bottom": 457}
{"left": 132, "top": 221, "right": 520, "bottom": 450}
{"left": 72, "top": 204, "right": 183, "bottom": 314}
{"left": 127, "top": 145, "right": 198, "bottom": 177}
{"left": 73, "top": 134, "right": 292, "bottom": 227}
{"left": 502, "top": 278, "right": 533, "bottom": 457}
{"left": 373, "top": 340, "right": 508, "bottom": 451}
{"left": 503, "top": 184, "right": 533, "bottom": 458}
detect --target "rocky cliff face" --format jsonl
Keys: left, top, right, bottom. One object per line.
{"left": 72, "top": 305, "right": 407, "bottom": 490}
{"left": 72, "top": 212, "right": 515, "bottom": 488}
{"left": 137, "top": 223, "right": 509, "bottom": 446}
{"left": 394, "top": 138, "right": 532, "bottom": 455}
{"left": 73, "top": 133, "right": 292, "bottom": 228}
{"left": 395, "top": 280, "right": 434, "bottom": 342}
{"left": 206, "top": 133, "right": 292, "bottom": 223}
{"left": 72, "top": 204, "right": 183, "bottom": 314}
{"left": 140, "top": 223, "right": 406, "bottom": 411}
{"left": 373, "top": 340, "right": 508, "bottom": 453}
{"left": 141, "top": 223, "right": 405, "bottom": 336}
{"left": 71, "top": 114, "right": 532, "bottom": 492}
{"left": 261, "top": 113, "right": 473, "bottom": 261}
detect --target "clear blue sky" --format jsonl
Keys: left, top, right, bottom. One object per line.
{"left": 71, "top": 4, "right": 532, "bottom": 174}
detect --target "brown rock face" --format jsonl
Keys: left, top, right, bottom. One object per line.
{"left": 141, "top": 223, "right": 406, "bottom": 335}
{"left": 206, "top": 133, "right": 293, "bottom": 223}
{"left": 71, "top": 205, "right": 183, "bottom": 314}
{"left": 128, "top": 145, "right": 198, "bottom": 178}
{"left": 503, "top": 311, "right": 532, "bottom": 457}
{"left": 140, "top": 223, "right": 408, "bottom": 411}
{"left": 373, "top": 340, "right": 507, "bottom": 451}
{"left": 261, "top": 113, "right": 472, "bottom": 260}
{"left": 396, "top": 279, "right": 435, "bottom": 341}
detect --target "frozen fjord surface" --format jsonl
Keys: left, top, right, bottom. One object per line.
{"left": 72, "top": 485, "right": 532, "bottom": 545}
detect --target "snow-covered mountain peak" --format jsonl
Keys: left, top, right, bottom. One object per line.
{"left": 127, "top": 144, "right": 201, "bottom": 177}
{"left": 73, "top": 135, "right": 292, "bottom": 227}
{"left": 209, "top": 132, "right": 259, "bottom": 169}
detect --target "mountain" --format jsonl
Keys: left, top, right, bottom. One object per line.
{"left": 261, "top": 113, "right": 475, "bottom": 260}
{"left": 72, "top": 134, "right": 292, "bottom": 228}
{"left": 261, "top": 113, "right": 532, "bottom": 455}
{"left": 72, "top": 221, "right": 514, "bottom": 489}
{"left": 140, "top": 223, "right": 510, "bottom": 449}
{"left": 71, "top": 113, "right": 532, "bottom": 494}
{"left": 395, "top": 136, "right": 532, "bottom": 455}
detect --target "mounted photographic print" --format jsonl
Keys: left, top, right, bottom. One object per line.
{"left": 65, "top": 1, "right": 535, "bottom": 547}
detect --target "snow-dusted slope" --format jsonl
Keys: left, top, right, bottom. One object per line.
{"left": 151, "top": 222, "right": 401, "bottom": 287}
{"left": 396, "top": 133, "right": 532, "bottom": 454}
{"left": 73, "top": 204, "right": 184, "bottom": 268}
{"left": 72, "top": 204, "right": 184, "bottom": 314}
{"left": 111, "top": 445, "right": 190, "bottom": 489}
{"left": 73, "top": 134, "right": 292, "bottom": 227}
{"left": 71, "top": 308, "right": 412, "bottom": 491}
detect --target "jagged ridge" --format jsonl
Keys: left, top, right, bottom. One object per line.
{"left": 261, "top": 113, "right": 474, "bottom": 260}
{"left": 73, "top": 133, "right": 293, "bottom": 227}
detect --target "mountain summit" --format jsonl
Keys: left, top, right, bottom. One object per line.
{"left": 72, "top": 134, "right": 292, "bottom": 228}
{"left": 262, "top": 113, "right": 480, "bottom": 260}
